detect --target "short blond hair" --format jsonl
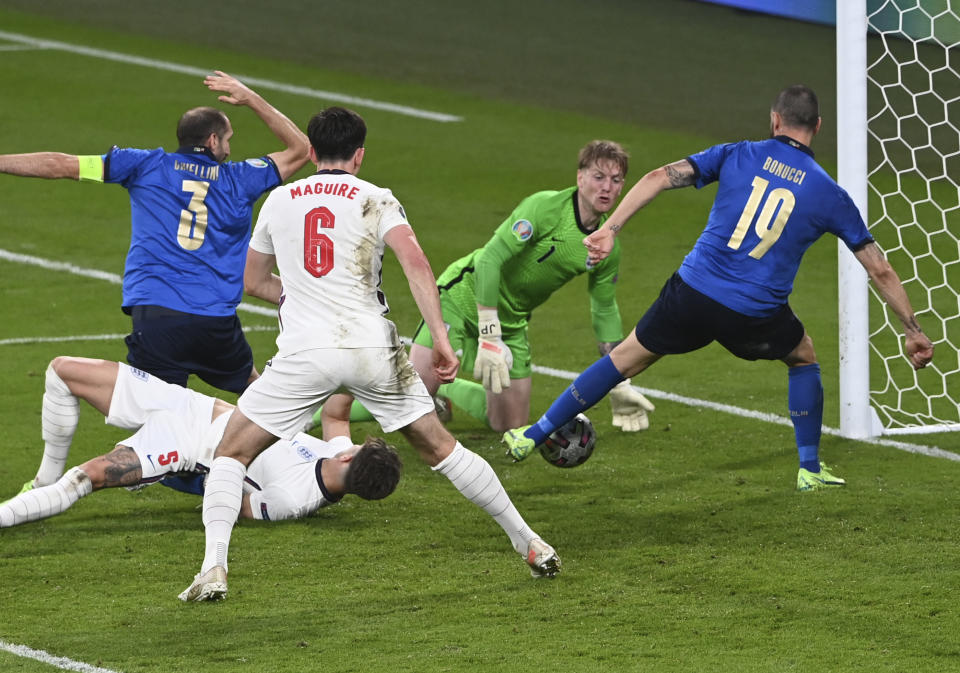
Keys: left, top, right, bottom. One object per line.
{"left": 578, "top": 140, "right": 629, "bottom": 176}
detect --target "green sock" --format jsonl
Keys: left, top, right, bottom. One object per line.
{"left": 310, "top": 399, "right": 375, "bottom": 426}
{"left": 438, "top": 378, "right": 489, "bottom": 426}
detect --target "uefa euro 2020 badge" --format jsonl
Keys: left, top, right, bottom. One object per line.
{"left": 511, "top": 219, "right": 533, "bottom": 242}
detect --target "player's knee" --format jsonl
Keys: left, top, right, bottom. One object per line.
{"left": 49, "top": 356, "right": 70, "bottom": 379}
{"left": 784, "top": 333, "right": 817, "bottom": 367}
{"left": 408, "top": 345, "right": 440, "bottom": 394}
{"left": 487, "top": 416, "right": 512, "bottom": 433}
{"left": 485, "top": 398, "right": 528, "bottom": 433}
{"left": 49, "top": 356, "right": 83, "bottom": 392}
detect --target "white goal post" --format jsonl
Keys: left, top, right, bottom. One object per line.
{"left": 837, "top": 0, "right": 960, "bottom": 437}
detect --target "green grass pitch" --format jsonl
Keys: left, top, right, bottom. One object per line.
{"left": 1, "top": 2, "right": 959, "bottom": 672}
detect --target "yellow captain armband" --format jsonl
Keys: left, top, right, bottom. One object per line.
{"left": 77, "top": 155, "right": 104, "bottom": 182}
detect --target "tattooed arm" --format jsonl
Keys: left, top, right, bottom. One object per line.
{"left": 854, "top": 242, "right": 933, "bottom": 370}
{"left": 77, "top": 446, "right": 144, "bottom": 490}
{"left": 584, "top": 159, "right": 695, "bottom": 262}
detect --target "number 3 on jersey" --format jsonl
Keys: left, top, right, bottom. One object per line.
{"left": 178, "top": 180, "right": 210, "bottom": 250}
{"left": 304, "top": 207, "right": 335, "bottom": 277}
{"left": 727, "top": 176, "right": 796, "bottom": 259}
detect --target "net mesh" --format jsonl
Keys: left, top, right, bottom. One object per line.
{"left": 866, "top": 0, "right": 960, "bottom": 430}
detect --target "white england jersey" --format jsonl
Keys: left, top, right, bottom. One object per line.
{"left": 245, "top": 434, "right": 353, "bottom": 521}
{"left": 110, "top": 363, "right": 351, "bottom": 520}
{"left": 250, "top": 169, "right": 410, "bottom": 352}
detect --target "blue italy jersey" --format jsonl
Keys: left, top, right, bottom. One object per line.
{"left": 105, "top": 146, "right": 282, "bottom": 316}
{"left": 680, "top": 136, "right": 873, "bottom": 317}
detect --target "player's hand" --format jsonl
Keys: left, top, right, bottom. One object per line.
{"left": 609, "top": 379, "right": 655, "bottom": 432}
{"left": 473, "top": 309, "right": 513, "bottom": 394}
{"left": 583, "top": 227, "right": 616, "bottom": 265}
{"left": 432, "top": 341, "right": 460, "bottom": 384}
{"left": 905, "top": 332, "right": 934, "bottom": 370}
{"left": 204, "top": 70, "right": 256, "bottom": 106}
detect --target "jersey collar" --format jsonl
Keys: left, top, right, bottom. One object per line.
{"left": 316, "top": 169, "right": 350, "bottom": 175}
{"left": 175, "top": 145, "right": 219, "bottom": 162}
{"left": 571, "top": 189, "right": 605, "bottom": 236}
{"left": 774, "top": 135, "right": 815, "bottom": 158}
{"left": 314, "top": 458, "right": 344, "bottom": 503}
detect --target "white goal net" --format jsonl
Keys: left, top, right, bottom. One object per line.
{"left": 838, "top": 0, "right": 960, "bottom": 436}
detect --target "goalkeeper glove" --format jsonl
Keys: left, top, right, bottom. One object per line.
{"left": 609, "top": 379, "right": 655, "bottom": 432}
{"left": 473, "top": 308, "right": 513, "bottom": 394}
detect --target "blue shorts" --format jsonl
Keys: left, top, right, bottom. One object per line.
{"left": 634, "top": 272, "right": 805, "bottom": 361}
{"left": 124, "top": 305, "right": 254, "bottom": 394}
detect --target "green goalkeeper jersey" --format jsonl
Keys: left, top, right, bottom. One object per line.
{"left": 436, "top": 187, "right": 624, "bottom": 342}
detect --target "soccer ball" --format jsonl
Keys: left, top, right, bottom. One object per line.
{"left": 539, "top": 413, "right": 596, "bottom": 468}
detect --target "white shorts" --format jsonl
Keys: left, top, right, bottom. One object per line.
{"left": 107, "top": 363, "right": 214, "bottom": 430}
{"left": 238, "top": 346, "right": 434, "bottom": 439}
{"left": 108, "top": 363, "right": 224, "bottom": 484}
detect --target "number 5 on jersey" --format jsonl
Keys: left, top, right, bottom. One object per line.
{"left": 304, "top": 206, "right": 336, "bottom": 277}
{"left": 728, "top": 176, "right": 796, "bottom": 259}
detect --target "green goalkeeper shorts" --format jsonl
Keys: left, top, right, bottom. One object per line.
{"left": 411, "top": 299, "right": 533, "bottom": 380}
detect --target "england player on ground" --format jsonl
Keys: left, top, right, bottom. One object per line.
{"left": 503, "top": 85, "right": 934, "bottom": 490}
{"left": 0, "top": 357, "right": 401, "bottom": 531}
{"left": 320, "top": 141, "right": 655, "bottom": 434}
{"left": 181, "top": 106, "right": 560, "bottom": 602}
{"left": 0, "top": 71, "right": 309, "bottom": 397}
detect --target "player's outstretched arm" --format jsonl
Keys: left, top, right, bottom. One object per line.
{"left": 204, "top": 70, "right": 309, "bottom": 180}
{"left": 0, "top": 152, "right": 80, "bottom": 180}
{"left": 584, "top": 158, "right": 694, "bottom": 262}
{"left": 384, "top": 225, "right": 460, "bottom": 383}
{"left": 854, "top": 242, "right": 934, "bottom": 370}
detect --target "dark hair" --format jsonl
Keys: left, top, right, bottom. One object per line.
{"left": 344, "top": 437, "right": 402, "bottom": 500}
{"left": 771, "top": 85, "right": 820, "bottom": 131}
{"left": 307, "top": 106, "right": 367, "bottom": 162}
{"left": 578, "top": 140, "right": 629, "bottom": 177}
{"left": 176, "top": 106, "right": 230, "bottom": 147}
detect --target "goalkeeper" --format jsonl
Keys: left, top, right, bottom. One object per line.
{"left": 323, "top": 140, "right": 654, "bottom": 433}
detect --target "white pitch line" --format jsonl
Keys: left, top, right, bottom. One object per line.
{"left": 0, "top": 325, "right": 276, "bottom": 347}
{"left": 0, "top": 327, "right": 954, "bottom": 460}
{"left": 532, "top": 364, "right": 960, "bottom": 462}
{"left": 0, "top": 248, "right": 277, "bottom": 317}
{"left": 0, "top": 251, "right": 952, "bottom": 460}
{"left": 0, "top": 639, "right": 122, "bottom": 673}
{"left": 0, "top": 30, "right": 462, "bottom": 123}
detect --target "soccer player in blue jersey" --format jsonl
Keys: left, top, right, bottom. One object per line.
{"left": 503, "top": 85, "right": 934, "bottom": 490}
{"left": 0, "top": 71, "right": 309, "bottom": 394}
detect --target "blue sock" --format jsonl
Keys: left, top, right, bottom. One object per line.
{"left": 525, "top": 355, "right": 625, "bottom": 445}
{"left": 788, "top": 363, "right": 823, "bottom": 472}
{"left": 159, "top": 473, "right": 206, "bottom": 496}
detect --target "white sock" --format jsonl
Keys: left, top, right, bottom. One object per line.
{"left": 433, "top": 442, "right": 536, "bottom": 555}
{"left": 36, "top": 363, "right": 80, "bottom": 486}
{"left": 200, "top": 456, "right": 246, "bottom": 574}
{"left": 0, "top": 467, "right": 92, "bottom": 527}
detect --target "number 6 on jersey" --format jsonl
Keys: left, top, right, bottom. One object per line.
{"left": 304, "top": 206, "right": 335, "bottom": 277}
